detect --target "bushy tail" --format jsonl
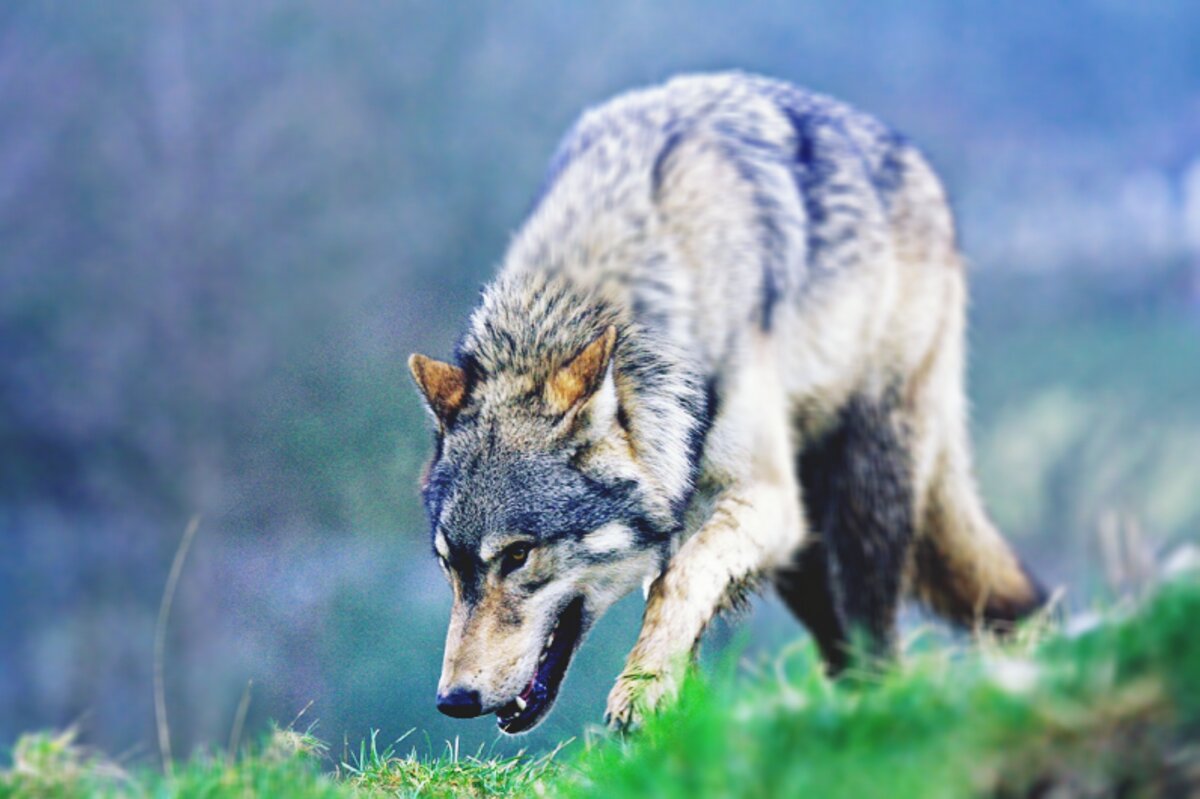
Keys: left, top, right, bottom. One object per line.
{"left": 912, "top": 455, "right": 1047, "bottom": 632}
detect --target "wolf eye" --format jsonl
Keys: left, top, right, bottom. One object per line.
{"left": 499, "top": 542, "right": 533, "bottom": 576}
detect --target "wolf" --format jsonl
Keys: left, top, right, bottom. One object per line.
{"left": 407, "top": 72, "right": 1046, "bottom": 734}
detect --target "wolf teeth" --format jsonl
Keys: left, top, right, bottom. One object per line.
{"left": 514, "top": 696, "right": 527, "bottom": 711}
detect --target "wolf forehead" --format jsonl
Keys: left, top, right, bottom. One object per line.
{"left": 422, "top": 432, "right": 646, "bottom": 552}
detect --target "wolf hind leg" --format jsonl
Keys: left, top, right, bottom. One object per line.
{"left": 775, "top": 392, "right": 917, "bottom": 671}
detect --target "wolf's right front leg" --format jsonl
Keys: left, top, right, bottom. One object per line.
{"left": 604, "top": 481, "right": 804, "bottom": 730}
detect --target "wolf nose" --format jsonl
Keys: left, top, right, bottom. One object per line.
{"left": 436, "top": 688, "right": 484, "bottom": 718}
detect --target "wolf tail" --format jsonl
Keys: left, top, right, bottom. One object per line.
{"left": 911, "top": 451, "right": 1048, "bottom": 632}
{"left": 905, "top": 271, "right": 1048, "bottom": 632}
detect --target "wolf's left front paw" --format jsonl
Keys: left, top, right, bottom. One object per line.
{"left": 604, "top": 668, "right": 677, "bottom": 733}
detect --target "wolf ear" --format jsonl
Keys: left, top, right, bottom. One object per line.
{"left": 408, "top": 354, "right": 467, "bottom": 427}
{"left": 546, "top": 326, "right": 618, "bottom": 415}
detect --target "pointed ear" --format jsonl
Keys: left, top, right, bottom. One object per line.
{"left": 408, "top": 354, "right": 467, "bottom": 427}
{"left": 546, "top": 326, "right": 618, "bottom": 414}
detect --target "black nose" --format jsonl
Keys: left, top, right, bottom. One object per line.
{"left": 436, "top": 688, "right": 484, "bottom": 718}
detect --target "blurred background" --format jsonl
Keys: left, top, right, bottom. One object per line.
{"left": 2, "top": 0, "right": 1198, "bottom": 764}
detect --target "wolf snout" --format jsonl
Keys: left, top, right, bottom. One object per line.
{"left": 436, "top": 687, "right": 485, "bottom": 718}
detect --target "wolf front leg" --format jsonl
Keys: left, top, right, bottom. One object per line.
{"left": 605, "top": 481, "right": 804, "bottom": 730}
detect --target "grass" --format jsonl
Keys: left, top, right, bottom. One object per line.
{"left": 4, "top": 572, "right": 1199, "bottom": 798}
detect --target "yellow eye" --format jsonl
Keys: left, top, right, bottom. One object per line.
{"left": 500, "top": 542, "right": 533, "bottom": 576}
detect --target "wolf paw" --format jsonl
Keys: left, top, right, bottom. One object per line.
{"left": 604, "top": 668, "right": 677, "bottom": 733}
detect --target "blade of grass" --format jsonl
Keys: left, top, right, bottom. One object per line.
{"left": 154, "top": 514, "right": 200, "bottom": 780}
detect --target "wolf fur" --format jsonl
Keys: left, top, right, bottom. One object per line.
{"left": 409, "top": 72, "right": 1047, "bottom": 733}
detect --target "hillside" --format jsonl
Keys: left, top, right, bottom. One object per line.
{"left": 5, "top": 570, "right": 1199, "bottom": 798}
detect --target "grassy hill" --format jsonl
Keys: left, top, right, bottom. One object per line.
{"left": 5, "top": 571, "right": 1199, "bottom": 798}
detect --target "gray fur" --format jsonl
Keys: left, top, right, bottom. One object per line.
{"left": 409, "top": 72, "right": 1046, "bottom": 733}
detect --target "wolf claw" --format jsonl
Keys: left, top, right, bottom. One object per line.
{"left": 604, "top": 668, "right": 677, "bottom": 732}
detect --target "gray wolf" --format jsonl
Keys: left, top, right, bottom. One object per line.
{"left": 407, "top": 72, "right": 1046, "bottom": 734}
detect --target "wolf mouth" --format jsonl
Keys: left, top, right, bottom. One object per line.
{"left": 496, "top": 595, "right": 586, "bottom": 734}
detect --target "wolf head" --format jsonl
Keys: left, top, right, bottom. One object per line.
{"left": 409, "top": 327, "right": 666, "bottom": 733}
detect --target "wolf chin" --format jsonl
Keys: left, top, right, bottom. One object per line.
{"left": 407, "top": 72, "right": 1047, "bottom": 734}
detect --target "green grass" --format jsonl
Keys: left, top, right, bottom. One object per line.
{"left": 5, "top": 573, "right": 1200, "bottom": 798}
